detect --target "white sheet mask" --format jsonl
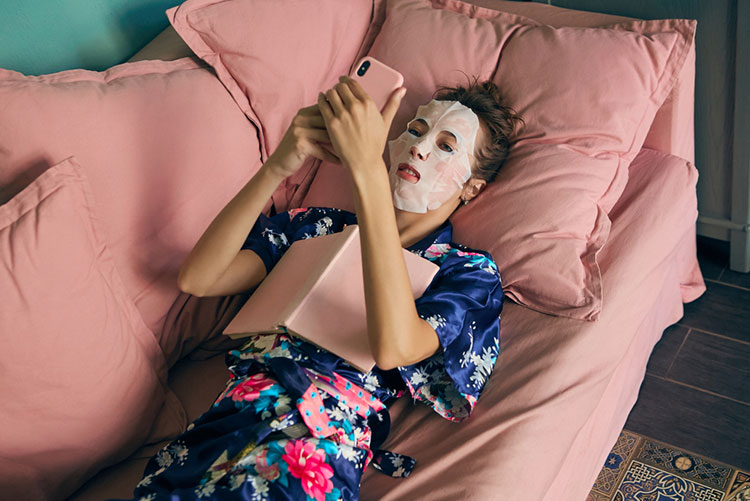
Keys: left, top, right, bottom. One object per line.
{"left": 387, "top": 99, "right": 480, "bottom": 213}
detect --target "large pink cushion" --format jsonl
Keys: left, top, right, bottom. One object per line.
{"left": 298, "top": 0, "right": 695, "bottom": 320}
{"left": 166, "top": 0, "right": 374, "bottom": 165}
{"left": 0, "top": 57, "right": 265, "bottom": 350}
{"left": 465, "top": 0, "right": 696, "bottom": 164}
{"left": 452, "top": 13, "right": 695, "bottom": 320}
{"left": 0, "top": 157, "right": 170, "bottom": 500}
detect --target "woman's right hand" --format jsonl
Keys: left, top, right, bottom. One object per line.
{"left": 265, "top": 103, "right": 342, "bottom": 179}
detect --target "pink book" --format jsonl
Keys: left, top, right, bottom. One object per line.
{"left": 223, "top": 224, "right": 440, "bottom": 372}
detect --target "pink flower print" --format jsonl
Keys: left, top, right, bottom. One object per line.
{"left": 289, "top": 208, "right": 309, "bottom": 220}
{"left": 227, "top": 373, "right": 276, "bottom": 402}
{"left": 424, "top": 243, "right": 451, "bottom": 259}
{"left": 255, "top": 448, "right": 280, "bottom": 481}
{"left": 354, "top": 425, "right": 372, "bottom": 450}
{"left": 455, "top": 250, "right": 483, "bottom": 258}
{"left": 282, "top": 439, "right": 334, "bottom": 501}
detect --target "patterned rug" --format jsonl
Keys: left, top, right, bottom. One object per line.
{"left": 587, "top": 430, "right": 750, "bottom": 501}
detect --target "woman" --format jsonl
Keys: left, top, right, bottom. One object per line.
{"left": 122, "top": 74, "right": 522, "bottom": 500}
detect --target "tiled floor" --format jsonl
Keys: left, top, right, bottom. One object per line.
{"left": 623, "top": 236, "right": 750, "bottom": 471}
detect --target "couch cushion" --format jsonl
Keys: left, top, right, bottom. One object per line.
{"left": 0, "top": 57, "right": 265, "bottom": 344}
{"left": 166, "top": 0, "right": 375, "bottom": 164}
{"left": 0, "top": 157, "right": 171, "bottom": 500}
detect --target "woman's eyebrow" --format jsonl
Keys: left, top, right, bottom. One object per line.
{"left": 410, "top": 118, "right": 458, "bottom": 142}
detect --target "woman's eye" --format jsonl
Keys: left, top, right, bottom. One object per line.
{"left": 407, "top": 128, "right": 453, "bottom": 153}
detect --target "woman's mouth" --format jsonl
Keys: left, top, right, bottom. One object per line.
{"left": 397, "top": 163, "right": 420, "bottom": 183}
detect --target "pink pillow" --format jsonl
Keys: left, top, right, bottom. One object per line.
{"left": 166, "top": 0, "right": 374, "bottom": 164}
{"left": 451, "top": 13, "right": 695, "bottom": 320}
{"left": 298, "top": 0, "right": 695, "bottom": 320}
{"left": 0, "top": 157, "right": 170, "bottom": 500}
{"left": 361, "top": 0, "right": 696, "bottom": 164}
{"left": 0, "top": 57, "right": 265, "bottom": 347}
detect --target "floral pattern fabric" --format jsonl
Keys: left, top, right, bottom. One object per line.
{"left": 115, "top": 207, "right": 503, "bottom": 500}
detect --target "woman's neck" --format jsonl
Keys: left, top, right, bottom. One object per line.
{"left": 394, "top": 202, "right": 457, "bottom": 248}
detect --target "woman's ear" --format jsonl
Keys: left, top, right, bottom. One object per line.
{"left": 464, "top": 178, "right": 487, "bottom": 202}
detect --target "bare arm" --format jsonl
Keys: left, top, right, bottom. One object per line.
{"left": 178, "top": 100, "right": 340, "bottom": 297}
{"left": 177, "top": 160, "right": 287, "bottom": 297}
{"left": 351, "top": 160, "right": 440, "bottom": 371}
{"left": 316, "top": 76, "right": 436, "bottom": 370}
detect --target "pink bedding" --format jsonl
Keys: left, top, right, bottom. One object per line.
{"left": 69, "top": 146, "right": 704, "bottom": 500}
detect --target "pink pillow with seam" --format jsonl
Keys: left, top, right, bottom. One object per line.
{"left": 297, "top": 0, "right": 695, "bottom": 320}
{"left": 166, "top": 0, "right": 375, "bottom": 165}
{"left": 0, "top": 57, "right": 265, "bottom": 348}
{"left": 0, "top": 157, "right": 170, "bottom": 500}
{"left": 451, "top": 12, "right": 695, "bottom": 320}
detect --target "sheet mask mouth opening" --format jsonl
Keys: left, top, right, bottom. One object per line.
{"left": 398, "top": 163, "right": 421, "bottom": 180}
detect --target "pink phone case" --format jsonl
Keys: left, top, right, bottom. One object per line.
{"left": 319, "top": 57, "right": 404, "bottom": 159}
{"left": 348, "top": 56, "right": 404, "bottom": 112}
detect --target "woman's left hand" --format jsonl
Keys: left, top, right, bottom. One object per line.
{"left": 317, "top": 75, "right": 406, "bottom": 177}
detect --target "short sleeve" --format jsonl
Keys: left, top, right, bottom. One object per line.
{"left": 240, "top": 210, "right": 294, "bottom": 274}
{"left": 397, "top": 249, "right": 503, "bottom": 422}
{"left": 240, "top": 207, "right": 355, "bottom": 274}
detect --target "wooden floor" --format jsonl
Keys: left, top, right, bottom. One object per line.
{"left": 623, "top": 236, "right": 750, "bottom": 471}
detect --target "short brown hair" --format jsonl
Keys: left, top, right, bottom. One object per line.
{"left": 433, "top": 74, "right": 523, "bottom": 184}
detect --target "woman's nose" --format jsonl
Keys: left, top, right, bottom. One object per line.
{"left": 409, "top": 143, "right": 429, "bottom": 161}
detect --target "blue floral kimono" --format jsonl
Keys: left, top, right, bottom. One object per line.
{"left": 118, "top": 207, "right": 503, "bottom": 501}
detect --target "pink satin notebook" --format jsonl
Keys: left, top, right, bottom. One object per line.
{"left": 223, "top": 224, "right": 440, "bottom": 372}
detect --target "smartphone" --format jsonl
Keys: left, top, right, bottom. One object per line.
{"left": 348, "top": 56, "right": 404, "bottom": 112}
{"left": 319, "top": 57, "right": 404, "bottom": 160}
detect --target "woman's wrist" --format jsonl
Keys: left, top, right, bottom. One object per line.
{"left": 349, "top": 158, "right": 389, "bottom": 188}
{"left": 259, "top": 157, "right": 292, "bottom": 184}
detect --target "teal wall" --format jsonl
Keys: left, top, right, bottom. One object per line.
{"left": 0, "top": 0, "right": 182, "bottom": 76}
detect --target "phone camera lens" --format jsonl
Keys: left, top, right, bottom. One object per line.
{"left": 357, "top": 61, "right": 370, "bottom": 76}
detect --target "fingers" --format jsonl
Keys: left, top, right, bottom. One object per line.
{"left": 295, "top": 112, "right": 326, "bottom": 128}
{"left": 318, "top": 92, "right": 334, "bottom": 121}
{"left": 381, "top": 86, "right": 407, "bottom": 130}
{"left": 296, "top": 125, "right": 337, "bottom": 156}
{"left": 324, "top": 86, "right": 345, "bottom": 116}
{"left": 341, "top": 75, "right": 370, "bottom": 103}
{"left": 311, "top": 144, "right": 341, "bottom": 164}
{"left": 298, "top": 103, "right": 320, "bottom": 115}
{"left": 301, "top": 127, "right": 333, "bottom": 143}
{"left": 335, "top": 76, "right": 357, "bottom": 107}
{"left": 317, "top": 75, "right": 371, "bottom": 121}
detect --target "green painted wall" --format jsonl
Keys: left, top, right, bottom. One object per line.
{"left": 0, "top": 0, "right": 181, "bottom": 76}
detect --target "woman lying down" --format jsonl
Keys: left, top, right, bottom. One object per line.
{"left": 119, "top": 74, "right": 522, "bottom": 501}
